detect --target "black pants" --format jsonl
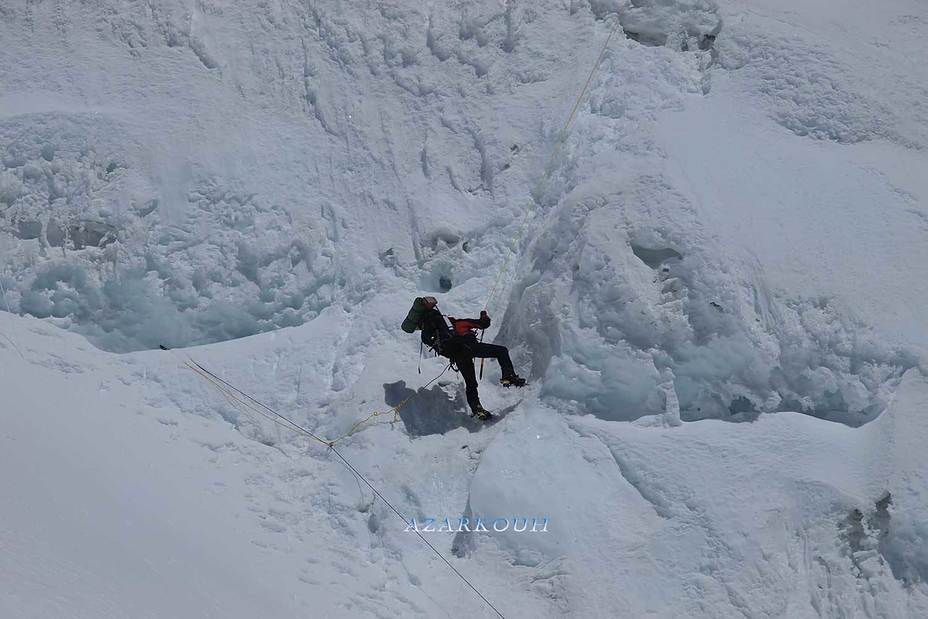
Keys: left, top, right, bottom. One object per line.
{"left": 442, "top": 339, "right": 514, "bottom": 412}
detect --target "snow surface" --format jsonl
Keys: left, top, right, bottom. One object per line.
{"left": 2, "top": 0, "right": 928, "bottom": 617}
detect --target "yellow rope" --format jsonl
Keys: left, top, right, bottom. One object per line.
{"left": 482, "top": 14, "right": 622, "bottom": 312}
{"left": 478, "top": 14, "right": 622, "bottom": 376}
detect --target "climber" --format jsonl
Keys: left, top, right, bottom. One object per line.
{"left": 402, "top": 296, "right": 525, "bottom": 420}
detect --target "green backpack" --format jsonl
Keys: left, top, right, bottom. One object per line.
{"left": 401, "top": 297, "right": 435, "bottom": 333}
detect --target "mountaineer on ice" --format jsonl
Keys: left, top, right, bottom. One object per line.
{"left": 402, "top": 296, "right": 526, "bottom": 420}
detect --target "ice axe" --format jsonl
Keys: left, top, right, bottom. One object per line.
{"left": 478, "top": 330, "right": 485, "bottom": 380}
{"left": 478, "top": 307, "right": 490, "bottom": 380}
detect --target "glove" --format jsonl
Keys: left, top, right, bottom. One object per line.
{"left": 479, "top": 310, "right": 490, "bottom": 328}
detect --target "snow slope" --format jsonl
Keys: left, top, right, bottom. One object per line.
{"left": 4, "top": 306, "right": 928, "bottom": 618}
{"left": 2, "top": 0, "right": 928, "bottom": 617}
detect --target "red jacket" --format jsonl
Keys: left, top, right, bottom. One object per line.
{"left": 447, "top": 311, "right": 490, "bottom": 338}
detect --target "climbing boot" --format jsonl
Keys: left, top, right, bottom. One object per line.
{"left": 472, "top": 405, "right": 493, "bottom": 421}
{"left": 500, "top": 374, "right": 526, "bottom": 388}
